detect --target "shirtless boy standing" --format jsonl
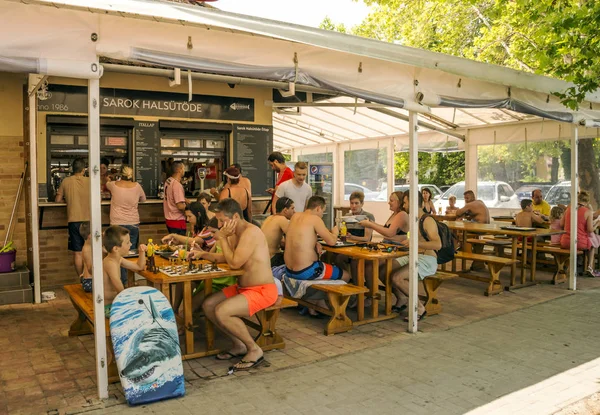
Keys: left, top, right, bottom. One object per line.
{"left": 261, "top": 197, "right": 295, "bottom": 267}
{"left": 102, "top": 226, "right": 147, "bottom": 318}
{"left": 202, "top": 198, "right": 277, "bottom": 371}
{"left": 284, "top": 196, "right": 350, "bottom": 282}
{"left": 515, "top": 199, "right": 546, "bottom": 228}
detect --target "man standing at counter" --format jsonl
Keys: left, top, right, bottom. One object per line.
{"left": 55, "top": 158, "right": 90, "bottom": 278}
{"left": 164, "top": 161, "right": 190, "bottom": 235}
{"left": 266, "top": 152, "right": 293, "bottom": 209}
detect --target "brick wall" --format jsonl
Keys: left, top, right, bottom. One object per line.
{"left": 0, "top": 73, "right": 27, "bottom": 269}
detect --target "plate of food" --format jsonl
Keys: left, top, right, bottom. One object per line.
{"left": 318, "top": 240, "right": 356, "bottom": 247}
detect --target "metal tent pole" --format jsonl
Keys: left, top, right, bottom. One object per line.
{"left": 407, "top": 110, "right": 419, "bottom": 333}
{"left": 88, "top": 76, "right": 109, "bottom": 398}
{"left": 569, "top": 126, "right": 578, "bottom": 290}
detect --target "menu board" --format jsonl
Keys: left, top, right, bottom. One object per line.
{"left": 233, "top": 125, "right": 273, "bottom": 197}
{"left": 134, "top": 121, "right": 160, "bottom": 197}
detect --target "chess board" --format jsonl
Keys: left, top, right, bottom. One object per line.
{"left": 158, "top": 264, "right": 227, "bottom": 277}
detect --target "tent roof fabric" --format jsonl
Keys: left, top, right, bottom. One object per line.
{"left": 2, "top": 0, "right": 600, "bottom": 151}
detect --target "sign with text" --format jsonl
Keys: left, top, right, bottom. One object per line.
{"left": 39, "top": 84, "right": 254, "bottom": 121}
{"left": 134, "top": 121, "right": 160, "bottom": 197}
{"left": 233, "top": 124, "right": 273, "bottom": 197}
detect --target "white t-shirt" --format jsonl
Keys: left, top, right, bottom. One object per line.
{"left": 275, "top": 180, "right": 312, "bottom": 212}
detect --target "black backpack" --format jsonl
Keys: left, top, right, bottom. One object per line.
{"left": 419, "top": 214, "right": 456, "bottom": 264}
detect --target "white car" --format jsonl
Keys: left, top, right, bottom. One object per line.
{"left": 545, "top": 181, "right": 571, "bottom": 207}
{"left": 434, "top": 181, "right": 520, "bottom": 212}
{"left": 343, "top": 183, "right": 380, "bottom": 201}
{"left": 376, "top": 184, "right": 443, "bottom": 201}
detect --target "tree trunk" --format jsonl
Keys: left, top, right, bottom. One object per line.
{"left": 578, "top": 138, "right": 600, "bottom": 209}
{"left": 561, "top": 146, "right": 571, "bottom": 180}
{"left": 550, "top": 156, "right": 559, "bottom": 183}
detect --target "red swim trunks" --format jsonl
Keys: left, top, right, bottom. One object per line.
{"left": 222, "top": 283, "right": 278, "bottom": 316}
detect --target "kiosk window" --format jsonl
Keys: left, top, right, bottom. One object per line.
{"left": 161, "top": 138, "right": 180, "bottom": 148}
{"left": 50, "top": 135, "right": 75, "bottom": 145}
{"left": 184, "top": 139, "right": 203, "bottom": 148}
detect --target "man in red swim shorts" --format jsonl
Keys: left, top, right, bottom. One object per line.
{"left": 202, "top": 198, "right": 277, "bottom": 371}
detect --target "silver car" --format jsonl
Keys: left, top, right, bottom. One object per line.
{"left": 434, "top": 181, "right": 520, "bottom": 212}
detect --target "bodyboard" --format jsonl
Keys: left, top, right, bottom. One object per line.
{"left": 109, "top": 286, "right": 185, "bottom": 405}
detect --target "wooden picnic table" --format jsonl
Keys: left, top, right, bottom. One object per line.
{"left": 444, "top": 221, "right": 564, "bottom": 288}
{"left": 126, "top": 256, "right": 243, "bottom": 360}
{"left": 492, "top": 215, "right": 550, "bottom": 228}
{"left": 321, "top": 244, "right": 408, "bottom": 324}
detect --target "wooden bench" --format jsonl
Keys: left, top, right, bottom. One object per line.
{"left": 453, "top": 252, "right": 517, "bottom": 296}
{"left": 243, "top": 298, "right": 297, "bottom": 351}
{"left": 286, "top": 283, "right": 369, "bottom": 336}
{"left": 466, "top": 238, "right": 512, "bottom": 257}
{"left": 516, "top": 244, "right": 583, "bottom": 284}
{"left": 64, "top": 284, "right": 119, "bottom": 384}
{"left": 420, "top": 271, "right": 458, "bottom": 316}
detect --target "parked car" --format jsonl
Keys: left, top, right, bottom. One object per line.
{"left": 545, "top": 181, "right": 571, "bottom": 207}
{"left": 375, "top": 184, "right": 443, "bottom": 201}
{"left": 343, "top": 183, "right": 380, "bottom": 201}
{"left": 514, "top": 184, "right": 553, "bottom": 201}
{"left": 434, "top": 181, "right": 520, "bottom": 212}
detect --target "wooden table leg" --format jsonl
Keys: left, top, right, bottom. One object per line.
{"left": 521, "top": 239, "right": 528, "bottom": 285}
{"left": 159, "top": 283, "right": 170, "bottom": 303}
{"left": 461, "top": 232, "right": 467, "bottom": 271}
{"left": 370, "top": 259, "right": 379, "bottom": 319}
{"left": 531, "top": 237, "right": 538, "bottom": 282}
{"left": 204, "top": 278, "right": 214, "bottom": 351}
{"left": 357, "top": 259, "right": 365, "bottom": 321}
{"left": 127, "top": 270, "right": 135, "bottom": 288}
{"left": 385, "top": 259, "right": 393, "bottom": 315}
{"left": 553, "top": 253, "right": 568, "bottom": 284}
{"left": 183, "top": 281, "right": 194, "bottom": 355}
{"left": 511, "top": 237, "right": 518, "bottom": 286}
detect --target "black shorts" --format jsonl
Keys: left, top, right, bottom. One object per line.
{"left": 68, "top": 222, "right": 86, "bottom": 252}
{"left": 270, "top": 252, "right": 285, "bottom": 267}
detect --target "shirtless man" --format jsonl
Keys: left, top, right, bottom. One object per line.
{"left": 261, "top": 197, "right": 295, "bottom": 267}
{"left": 284, "top": 196, "right": 350, "bottom": 282}
{"left": 455, "top": 190, "right": 490, "bottom": 224}
{"left": 455, "top": 189, "right": 490, "bottom": 270}
{"left": 202, "top": 198, "right": 277, "bottom": 371}
{"left": 392, "top": 190, "right": 441, "bottom": 321}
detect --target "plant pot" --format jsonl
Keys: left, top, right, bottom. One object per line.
{"left": 0, "top": 250, "right": 16, "bottom": 273}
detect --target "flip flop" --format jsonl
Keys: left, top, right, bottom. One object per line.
{"left": 229, "top": 356, "right": 265, "bottom": 372}
{"left": 404, "top": 311, "right": 427, "bottom": 322}
{"left": 215, "top": 351, "right": 245, "bottom": 361}
{"left": 391, "top": 304, "right": 407, "bottom": 313}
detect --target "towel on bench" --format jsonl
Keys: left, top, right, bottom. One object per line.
{"left": 282, "top": 275, "right": 345, "bottom": 299}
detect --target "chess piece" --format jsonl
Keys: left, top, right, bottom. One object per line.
{"left": 212, "top": 262, "right": 218, "bottom": 271}
{"left": 147, "top": 238, "right": 157, "bottom": 273}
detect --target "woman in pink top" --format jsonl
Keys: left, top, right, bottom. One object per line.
{"left": 106, "top": 165, "right": 146, "bottom": 250}
{"left": 560, "top": 191, "right": 596, "bottom": 276}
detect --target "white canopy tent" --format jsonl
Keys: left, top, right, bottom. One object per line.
{"left": 0, "top": 0, "right": 595, "bottom": 399}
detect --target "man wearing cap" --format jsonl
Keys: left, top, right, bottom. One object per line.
{"left": 272, "top": 162, "right": 312, "bottom": 214}
{"left": 219, "top": 167, "right": 252, "bottom": 222}
{"left": 531, "top": 189, "right": 551, "bottom": 220}
{"left": 210, "top": 163, "right": 252, "bottom": 201}
{"left": 267, "top": 151, "right": 293, "bottom": 208}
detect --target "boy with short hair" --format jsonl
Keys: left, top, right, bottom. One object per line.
{"left": 515, "top": 199, "right": 545, "bottom": 228}
{"left": 80, "top": 222, "right": 93, "bottom": 293}
{"left": 102, "top": 226, "right": 147, "bottom": 318}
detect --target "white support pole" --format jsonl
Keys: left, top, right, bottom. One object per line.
{"left": 27, "top": 78, "right": 41, "bottom": 304}
{"left": 88, "top": 78, "right": 109, "bottom": 399}
{"left": 336, "top": 142, "right": 343, "bottom": 207}
{"left": 387, "top": 137, "right": 394, "bottom": 199}
{"left": 569, "top": 126, "right": 578, "bottom": 290}
{"left": 464, "top": 130, "right": 477, "bottom": 193}
{"left": 407, "top": 111, "right": 419, "bottom": 333}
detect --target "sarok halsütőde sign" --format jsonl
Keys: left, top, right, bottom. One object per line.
{"left": 38, "top": 84, "right": 255, "bottom": 122}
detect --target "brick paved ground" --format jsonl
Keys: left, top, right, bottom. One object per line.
{"left": 1, "top": 268, "right": 600, "bottom": 414}
{"left": 89, "top": 286, "right": 600, "bottom": 415}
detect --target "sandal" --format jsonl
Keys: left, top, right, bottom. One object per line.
{"left": 404, "top": 311, "right": 427, "bottom": 322}
{"left": 215, "top": 351, "right": 245, "bottom": 361}
{"left": 391, "top": 304, "right": 407, "bottom": 313}
{"left": 229, "top": 356, "right": 265, "bottom": 373}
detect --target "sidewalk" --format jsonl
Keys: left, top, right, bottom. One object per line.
{"left": 90, "top": 287, "right": 600, "bottom": 415}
